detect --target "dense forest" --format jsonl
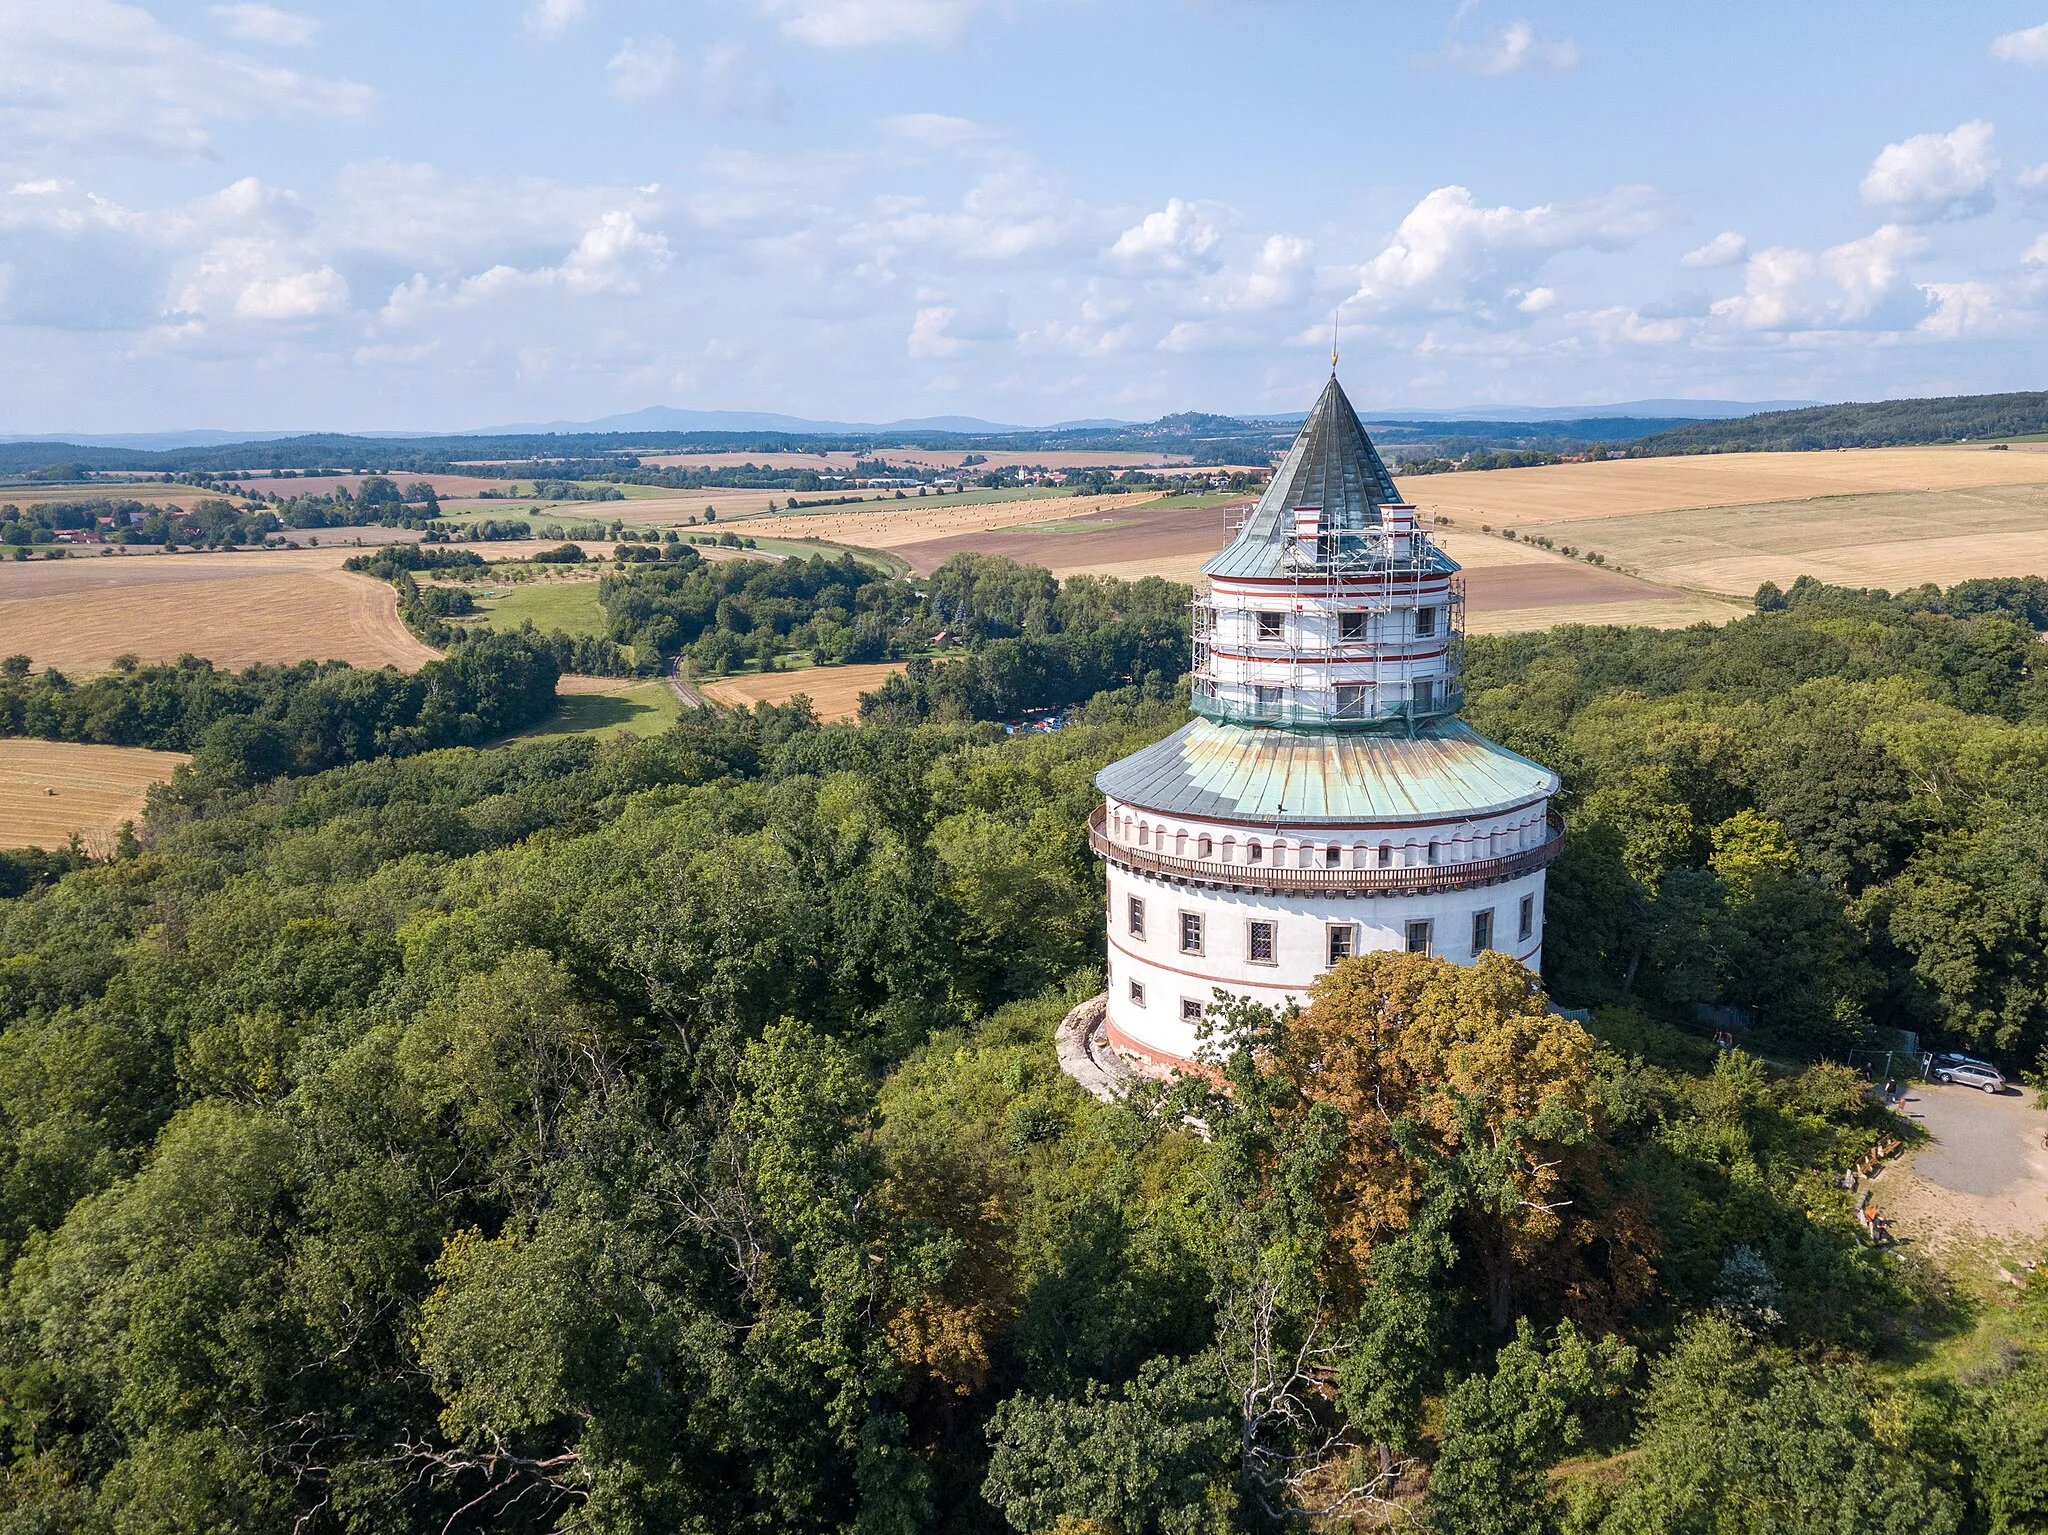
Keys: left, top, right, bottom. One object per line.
{"left": 1630, "top": 391, "right": 2048, "bottom": 454}
{"left": 0, "top": 570, "right": 2043, "bottom": 1531}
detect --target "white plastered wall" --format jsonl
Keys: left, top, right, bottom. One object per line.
{"left": 1102, "top": 863, "right": 1547, "bottom": 1066}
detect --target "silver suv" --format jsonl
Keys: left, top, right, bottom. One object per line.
{"left": 1933, "top": 1059, "right": 2007, "bottom": 1093}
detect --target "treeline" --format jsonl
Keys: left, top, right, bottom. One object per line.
{"left": 344, "top": 545, "right": 641, "bottom": 676}
{"left": 0, "top": 669, "right": 2034, "bottom": 1531}
{"left": 598, "top": 547, "right": 918, "bottom": 673}
{"left": 861, "top": 558, "right": 1190, "bottom": 722}
{"left": 1469, "top": 574, "right": 2048, "bottom": 1069}
{"left": 1630, "top": 390, "right": 2048, "bottom": 454}
{"left": 0, "top": 633, "right": 560, "bottom": 788}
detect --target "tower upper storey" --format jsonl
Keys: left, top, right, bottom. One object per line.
{"left": 1193, "top": 376, "right": 1463, "bottom": 732}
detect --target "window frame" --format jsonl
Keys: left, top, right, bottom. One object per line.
{"left": 1255, "top": 610, "right": 1285, "bottom": 642}
{"left": 1414, "top": 605, "right": 1437, "bottom": 638}
{"left": 1518, "top": 893, "right": 1536, "bottom": 943}
{"left": 1178, "top": 910, "right": 1205, "bottom": 956}
{"left": 1338, "top": 610, "right": 1368, "bottom": 642}
{"left": 1472, "top": 907, "right": 1495, "bottom": 955}
{"left": 1127, "top": 894, "right": 1146, "bottom": 939}
{"left": 1128, "top": 978, "right": 1146, "bottom": 1007}
{"left": 1405, "top": 919, "right": 1433, "bottom": 955}
{"left": 1247, "top": 919, "right": 1277, "bottom": 965}
{"left": 1179, "top": 997, "right": 1204, "bottom": 1025}
{"left": 1327, "top": 922, "right": 1356, "bottom": 966}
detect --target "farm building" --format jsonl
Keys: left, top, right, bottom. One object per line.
{"left": 1086, "top": 372, "right": 1565, "bottom": 1071}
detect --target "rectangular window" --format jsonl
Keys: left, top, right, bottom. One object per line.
{"left": 1339, "top": 611, "right": 1368, "bottom": 642}
{"left": 1327, "top": 923, "right": 1355, "bottom": 965}
{"left": 1519, "top": 894, "right": 1536, "bottom": 943}
{"left": 1180, "top": 998, "right": 1204, "bottom": 1024}
{"left": 1334, "top": 683, "right": 1368, "bottom": 717}
{"left": 1414, "top": 677, "right": 1436, "bottom": 710}
{"left": 1247, "top": 920, "right": 1276, "bottom": 964}
{"left": 1129, "top": 979, "right": 1146, "bottom": 1006}
{"left": 1127, "top": 895, "right": 1146, "bottom": 939}
{"left": 1179, "top": 911, "right": 1204, "bottom": 955}
{"left": 1405, "top": 919, "right": 1433, "bottom": 954}
{"left": 1472, "top": 908, "right": 1495, "bottom": 954}
{"left": 1378, "top": 842, "right": 1393, "bottom": 866}
{"left": 1256, "top": 611, "right": 1284, "bottom": 641}
{"left": 1415, "top": 606, "right": 1437, "bottom": 638}
{"left": 1254, "top": 684, "right": 1281, "bottom": 708}
{"left": 1324, "top": 844, "right": 1341, "bottom": 866}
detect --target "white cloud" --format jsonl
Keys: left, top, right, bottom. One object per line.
{"left": 607, "top": 36, "right": 678, "bottom": 100}
{"left": 1991, "top": 21, "right": 2048, "bottom": 62}
{"left": 2026, "top": 233, "right": 2048, "bottom": 264}
{"left": 883, "top": 113, "right": 999, "bottom": 149}
{"left": 908, "top": 305, "right": 963, "bottom": 356}
{"left": 1860, "top": 121, "right": 1998, "bottom": 221}
{"left": 207, "top": 4, "right": 319, "bottom": 45}
{"left": 526, "top": 0, "right": 591, "bottom": 33}
{"left": 1345, "top": 183, "right": 1656, "bottom": 313}
{"left": 1425, "top": 4, "right": 1580, "bottom": 75}
{"left": 1917, "top": 281, "right": 2002, "bottom": 338}
{"left": 178, "top": 236, "right": 348, "bottom": 320}
{"left": 1681, "top": 230, "right": 1747, "bottom": 268}
{"left": 1109, "top": 200, "right": 1222, "bottom": 270}
{"left": 557, "top": 210, "right": 670, "bottom": 293}
{"left": 1711, "top": 223, "right": 1928, "bottom": 331}
{"left": 1206, "top": 234, "right": 1312, "bottom": 312}
{"left": 0, "top": 0, "right": 373, "bottom": 160}
{"left": 759, "top": 0, "right": 973, "bottom": 47}
{"left": 11, "top": 180, "right": 66, "bottom": 196}
{"left": 1514, "top": 285, "right": 1555, "bottom": 313}
{"left": 2018, "top": 163, "right": 2048, "bottom": 194}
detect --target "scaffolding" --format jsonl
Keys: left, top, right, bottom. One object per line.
{"left": 1192, "top": 506, "right": 1465, "bottom": 732}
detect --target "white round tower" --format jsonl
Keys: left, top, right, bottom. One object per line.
{"left": 1089, "top": 375, "right": 1564, "bottom": 1071}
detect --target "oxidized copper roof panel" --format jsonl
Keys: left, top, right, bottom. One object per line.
{"left": 1095, "top": 716, "right": 1558, "bottom": 825}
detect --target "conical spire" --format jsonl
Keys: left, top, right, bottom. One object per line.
{"left": 1264, "top": 375, "right": 1401, "bottom": 530}
{"left": 1202, "top": 376, "right": 1406, "bottom": 579}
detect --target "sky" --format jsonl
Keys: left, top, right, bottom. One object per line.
{"left": 2, "top": 1, "right": 2047, "bottom": 432}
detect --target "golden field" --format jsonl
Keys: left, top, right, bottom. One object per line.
{"left": 0, "top": 547, "right": 436, "bottom": 673}
{"left": 0, "top": 740, "right": 189, "bottom": 851}
{"left": 700, "top": 662, "right": 907, "bottom": 723}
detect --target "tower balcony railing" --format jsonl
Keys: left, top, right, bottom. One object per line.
{"left": 1088, "top": 805, "right": 1566, "bottom": 894}
{"left": 1189, "top": 684, "right": 1467, "bottom": 731}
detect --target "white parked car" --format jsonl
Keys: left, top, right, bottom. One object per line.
{"left": 1933, "top": 1060, "right": 2007, "bottom": 1093}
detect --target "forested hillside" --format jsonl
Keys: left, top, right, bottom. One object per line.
{"left": 1629, "top": 390, "right": 2048, "bottom": 454}
{"left": 0, "top": 572, "right": 2042, "bottom": 1531}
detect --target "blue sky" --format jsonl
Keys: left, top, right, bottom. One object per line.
{"left": 2, "top": 0, "right": 2046, "bottom": 431}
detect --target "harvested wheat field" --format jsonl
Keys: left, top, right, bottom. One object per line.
{"left": 0, "top": 549, "right": 436, "bottom": 673}
{"left": 700, "top": 662, "right": 906, "bottom": 723}
{"left": 1406, "top": 444, "right": 2048, "bottom": 528}
{"left": 735, "top": 491, "right": 1166, "bottom": 555}
{"left": 895, "top": 498, "right": 1235, "bottom": 579}
{"left": 0, "top": 740, "right": 189, "bottom": 852}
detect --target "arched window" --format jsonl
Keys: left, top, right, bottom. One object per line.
{"left": 1175, "top": 829, "right": 1188, "bottom": 856}
{"left": 1427, "top": 841, "right": 1441, "bottom": 866}
{"left": 1221, "top": 836, "right": 1236, "bottom": 862}
{"left": 1247, "top": 839, "right": 1264, "bottom": 864}
{"left": 1138, "top": 822, "right": 1150, "bottom": 847}
{"left": 1378, "top": 841, "right": 1393, "bottom": 867}
{"left": 1197, "top": 834, "right": 1213, "bottom": 858}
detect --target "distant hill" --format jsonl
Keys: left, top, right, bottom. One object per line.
{"left": 1630, "top": 391, "right": 2048, "bottom": 455}
{"left": 472, "top": 407, "right": 1034, "bottom": 435}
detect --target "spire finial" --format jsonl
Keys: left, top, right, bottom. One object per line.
{"left": 1330, "top": 309, "right": 1339, "bottom": 373}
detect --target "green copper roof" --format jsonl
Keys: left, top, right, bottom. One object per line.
{"left": 1204, "top": 375, "right": 1408, "bottom": 582}
{"left": 1096, "top": 716, "right": 1558, "bottom": 825}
